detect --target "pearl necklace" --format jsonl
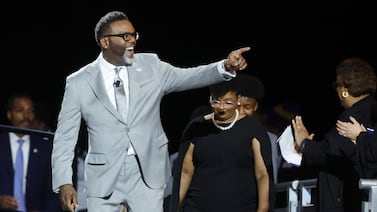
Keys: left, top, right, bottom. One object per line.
{"left": 211, "top": 109, "right": 239, "bottom": 131}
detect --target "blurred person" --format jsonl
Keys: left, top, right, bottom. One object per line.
{"left": 51, "top": 10, "right": 250, "bottom": 212}
{"left": 31, "top": 100, "right": 53, "bottom": 132}
{"left": 292, "top": 57, "right": 377, "bottom": 212}
{"left": 170, "top": 80, "right": 272, "bottom": 212}
{"left": 336, "top": 116, "right": 377, "bottom": 178}
{"left": 31, "top": 119, "right": 50, "bottom": 131}
{"left": 263, "top": 101, "right": 317, "bottom": 183}
{"left": 0, "top": 93, "right": 60, "bottom": 212}
{"left": 264, "top": 101, "right": 302, "bottom": 137}
{"left": 259, "top": 98, "right": 316, "bottom": 209}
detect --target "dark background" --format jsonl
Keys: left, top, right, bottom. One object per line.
{"left": 1, "top": 1, "right": 376, "bottom": 153}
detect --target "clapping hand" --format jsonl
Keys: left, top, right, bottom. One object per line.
{"left": 292, "top": 116, "right": 314, "bottom": 152}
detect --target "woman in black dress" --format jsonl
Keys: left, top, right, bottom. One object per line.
{"left": 170, "top": 79, "right": 272, "bottom": 212}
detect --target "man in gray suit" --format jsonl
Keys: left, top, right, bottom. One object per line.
{"left": 51, "top": 10, "right": 250, "bottom": 212}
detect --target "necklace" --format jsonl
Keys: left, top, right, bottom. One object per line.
{"left": 211, "top": 109, "right": 239, "bottom": 131}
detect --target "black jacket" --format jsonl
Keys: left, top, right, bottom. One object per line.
{"left": 302, "top": 95, "right": 377, "bottom": 212}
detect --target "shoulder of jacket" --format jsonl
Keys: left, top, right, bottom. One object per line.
{"left": 134, "top": 52, "right": 159, "bottom": 60}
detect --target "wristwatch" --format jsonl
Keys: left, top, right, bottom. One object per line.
{"left": 300, "top": 139, "right": 306, "bottom": 150}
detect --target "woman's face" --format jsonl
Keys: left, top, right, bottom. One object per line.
{"left": 238, "top": 96, "right": 258, "bottom": 116}
{"left": 210, "top": 91, "right": 239, "bottom": 121}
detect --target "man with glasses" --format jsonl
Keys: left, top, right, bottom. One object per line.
{"left": 51, "top": 10, "right": 250, "bottom": 212}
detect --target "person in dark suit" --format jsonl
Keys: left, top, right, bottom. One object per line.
{"left": 292, "top": 57, "right": 377, "bottom": 212}
{"left": 51, "top": 10, "right": 250, "bottom": 212}
{"left": 0, "top": 93, "right": 60, "bottom": 212}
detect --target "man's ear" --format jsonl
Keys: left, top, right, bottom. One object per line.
{"left": 100, "top": 37, "right": 109, "bottom": 49}
{"left": 254, "top": 102, "right": 259, "bottom": 112}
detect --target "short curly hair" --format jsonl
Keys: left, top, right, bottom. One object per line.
{"left": 233, "top": 73, "right": 265, "bottom": 103}
{"left": 335, "top": 57, "right": 376, "bottom": 97}
{"left": 94, "top": 11, "right": 129, "bottom": 47}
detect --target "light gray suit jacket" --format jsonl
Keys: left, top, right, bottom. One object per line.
{"left": 52, "top": 53, "right": 225, "bottom": 197}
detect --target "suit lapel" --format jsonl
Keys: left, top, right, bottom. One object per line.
{"left": 127, "top": 62, "right": 141, "bottom": 124}
{"left": 86, "top": 65, "right": 126, "bottom": 124}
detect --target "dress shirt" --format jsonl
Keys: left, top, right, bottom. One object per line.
{"left": 99, "top": 54, "right": 134, "bottom": 155}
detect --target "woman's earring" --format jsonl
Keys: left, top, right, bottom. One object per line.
{"left": 342, "top": 91, "right": 349, "bottom": 98}
{"left": 237, "top": 102, "right": 241, "bottom": 106}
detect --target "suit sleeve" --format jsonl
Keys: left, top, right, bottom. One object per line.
{"left": 357, "top": 131, "right": 377, "bottom": 178}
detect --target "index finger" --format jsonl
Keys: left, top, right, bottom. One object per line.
{"left": 234, "top": 46, "right": 251, "bottom": 55}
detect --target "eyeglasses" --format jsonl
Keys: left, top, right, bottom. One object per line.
{"left": 332, "top": 81, "right": 351, "bottom": 89}
{"left": 332, "top": 82, "right": 339, "bottom": 89}
{"left": 103, "top": 32, "right": 139, "bottom": 41}
{"left": 209, "top": 98, "right": 236, "bottom": 109}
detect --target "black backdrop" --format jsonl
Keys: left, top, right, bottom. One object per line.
{"left": 1, "top": 0, "right": 376, "bottom": 153}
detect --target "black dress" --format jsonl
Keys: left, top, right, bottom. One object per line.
{"left": 170, "top": 115, "right": 273, "bottom": 212}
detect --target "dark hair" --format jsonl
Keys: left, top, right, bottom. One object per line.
{"left": 336, "top": 57, "right": 376, "bottom": 97}
{"left": 94, "top": 11, "right": 129, "bottom": 47}
{"left": 234, "top": 73, "right": 264, "bottom": 103}
{"left": 208, "top": 79, "right": 239, "bottom": 98}
{"left": 7, "top": 93, "right": 34, "bottom": 111}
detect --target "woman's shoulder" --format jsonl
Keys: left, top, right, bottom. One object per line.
{"left": 239, "top": 115, "right": 263, "bottom": 127}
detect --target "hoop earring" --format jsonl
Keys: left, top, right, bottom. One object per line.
{"left": 342, "top": 91, "right": 349, "bottom": 98}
